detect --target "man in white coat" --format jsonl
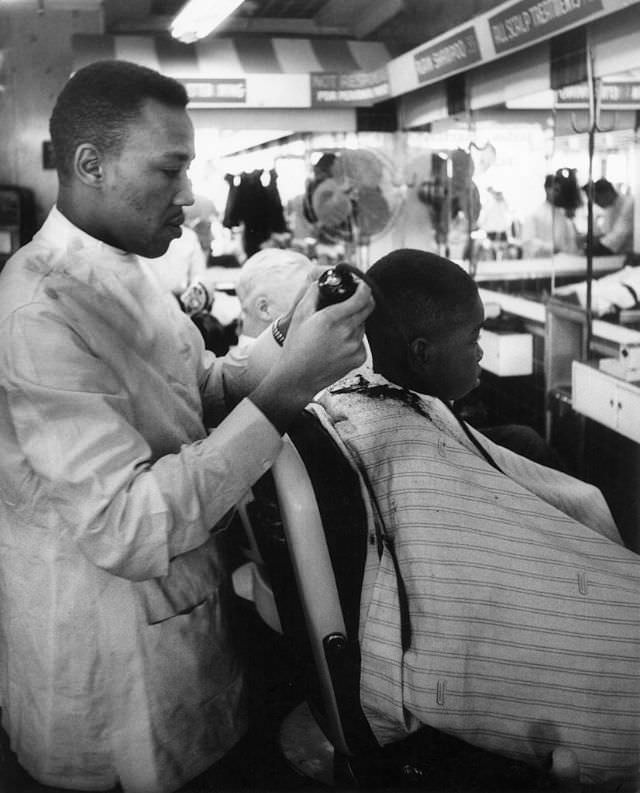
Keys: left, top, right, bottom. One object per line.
{"left": 0, "top": 60, "right": 372, "bottom": 792}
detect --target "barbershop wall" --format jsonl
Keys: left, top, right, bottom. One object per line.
{"left": 0, "top": 8, "right": 101, "bottom": 224}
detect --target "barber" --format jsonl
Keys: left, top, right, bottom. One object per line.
{"left": 0, "top": 60, "right": 372, "bottom": 793}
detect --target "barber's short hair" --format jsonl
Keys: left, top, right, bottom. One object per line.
{"left": 235, "top": 248, "right": 314, "bottom": 309}
{"left": 49, "top": 59, "right": 188, "bottom": 182}
{"left": 365, "top": 248, "right": 478, "bottom": 368}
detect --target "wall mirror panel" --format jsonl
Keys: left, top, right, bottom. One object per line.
{"left": 551, "top": 67, "right": 639, "bottom": 339}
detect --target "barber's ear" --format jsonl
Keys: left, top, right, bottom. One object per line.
{"left": 74, "top": 144, "right": 103, "bottom": 186}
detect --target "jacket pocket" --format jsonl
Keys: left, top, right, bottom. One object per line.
{"left": 135, "top": 533, "right": 224, "bottom": 624}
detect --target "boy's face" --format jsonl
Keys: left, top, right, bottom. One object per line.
{"left": 415, "top": 293, "right": 485, "bottom": 401}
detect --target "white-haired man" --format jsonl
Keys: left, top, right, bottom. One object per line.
{"left": 235, "top": 248, "right": 324, "bottom": 340}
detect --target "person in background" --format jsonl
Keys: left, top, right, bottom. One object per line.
{"left": 184, "top": 193, "right": 218, "bottom": 263}
{"left": 312, "top": 248, "right": 639, "bottom": 790}
{"left": 587, "top": 177, "right": 634, "bottom": 255}
{"left": 476, "top": 185, "right": 522, "bottom": 260}
{"left": 478, "top": 186, "right": 512, "bottom": 239}
{"left": 140, "top": 222, "right": 207, "bottom": 298}
{"left": 191, "top": 216, "right": 215, "bottom": 261}
{"left": 0, "top": 59, "right": 373, "bottom": 793}
{"left": 141, "top": 222, "right": 234, "bottom": 355}
{"left": 520, "top": 173, "right": 579, "bottom": 258}
{"left": 234, "top": 248, "right": 323, "bottom": 342}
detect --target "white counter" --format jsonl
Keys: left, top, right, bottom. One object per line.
{"left": 462, "top": 253, "right": 625, "bottom": 282}
{"left": 479, "top": 288, "right": 640, "bottom": 348}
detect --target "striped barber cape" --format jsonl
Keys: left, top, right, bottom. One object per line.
{"left": 310, "top": 373, "right": 640, "bottom": 787}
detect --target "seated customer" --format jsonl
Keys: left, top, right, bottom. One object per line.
{"left": 311, "top": 249, "right": 640, "bottom": 789}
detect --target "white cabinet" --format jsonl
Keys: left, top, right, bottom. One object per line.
{"left": 572, "top": 362, "right": 640, "bottom": 444}
{"left": 618, "top": 380, "right": 640, "bottom": 442}
{"left": 479, "top": 329, "right": 533, "bottom": 377}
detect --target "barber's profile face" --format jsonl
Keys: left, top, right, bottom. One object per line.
{"left": 100, "top": 98, "right": 195, "bottom": 258}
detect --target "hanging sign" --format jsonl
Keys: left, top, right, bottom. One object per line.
{"left": 556, "top": 81, "right": 640, "bottom": 105}
{"left": 413, "top": 27, "right": 481, "bottom": 84}
{"left": 310, "top": 68, "right": 391, "bottom": 106}
{"left": 178, "top": 78, "right": 247, "bottom": 104}
{"left": 489, "top": 0, "right": 604, "bottom": 54}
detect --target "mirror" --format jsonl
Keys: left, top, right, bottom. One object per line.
{"left": 551, "top": 67, "right": 639, "bottom": 335}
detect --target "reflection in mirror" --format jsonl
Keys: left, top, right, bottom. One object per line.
{"left": 552, "top": 67, "right": 639, "bottom": 336}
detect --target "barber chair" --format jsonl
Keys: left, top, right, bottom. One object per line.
{"left": 230, "top": 410, "right": 567, "bottom": 790}
{"left": 230, "top": 409, "right": 379, "bottom": 786}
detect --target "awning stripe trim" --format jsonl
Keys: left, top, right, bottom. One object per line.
{"left": 156, "top": 37, "right": 199, "bottom": 74}
{"left": 311, "top": 39, "right": 361, "bottom": 73}
{"left": 235, "top": 37, "right": 281, "bottom": 74}
{"left": 272, "top": 38, "right": 322, "bottom": 73}
{"left": 72, "top": 34, "right": 389, "bottom": 76}
{"left": 195, "top": 39, "right": 243, "bottom": 76}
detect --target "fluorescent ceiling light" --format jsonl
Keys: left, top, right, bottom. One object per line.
{"left": 171, "top": 0, "right": 244, "bottom": 44}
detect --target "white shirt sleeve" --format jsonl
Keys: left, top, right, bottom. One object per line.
{"left": 600, "top": 194, "right": 634, "bottom": 253}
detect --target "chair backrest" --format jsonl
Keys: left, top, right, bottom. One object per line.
{"left": 234, "top": 409, "right": 376, "bottom": 757}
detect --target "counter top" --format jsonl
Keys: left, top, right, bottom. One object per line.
{"left": 479, "top": 287, "right": 640, "bottom": 347}
{"left": 462, "top": 254, "right": 625, "bottom": 282}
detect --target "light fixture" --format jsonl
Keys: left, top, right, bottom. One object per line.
{"left": 170, "top": 0, "right": 244, "bottom": 44}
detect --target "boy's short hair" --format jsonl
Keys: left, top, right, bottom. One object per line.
{"left": 49, "top": 59, "right": 188, "bottom": 183}
{"left": 365, "top": 248, "right": 478, "bottom": 372}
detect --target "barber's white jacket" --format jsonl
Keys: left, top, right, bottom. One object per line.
{"left": 0, "top": 207, "right": 283, "bottom": 792}
{"left": 313, "top": 374, "right": 640, "bottom": 786}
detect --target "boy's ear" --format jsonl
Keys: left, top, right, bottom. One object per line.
{"left": 409, "top": 336, "right": 432, "bottom": 370}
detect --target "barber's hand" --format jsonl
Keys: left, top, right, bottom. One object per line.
{"left": 279, "top": 279, "right": 374, "bottom": 396}
{"left": 249, "top": 280, "right": 373, "bottom": 434}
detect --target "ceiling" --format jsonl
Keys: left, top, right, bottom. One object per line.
{"left": 100, "top": 0, "right": 504, "bottom": 58}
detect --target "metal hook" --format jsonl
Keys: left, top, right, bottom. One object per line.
{"left": 570, "top": 48, "right": 615, "bottom": 134}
